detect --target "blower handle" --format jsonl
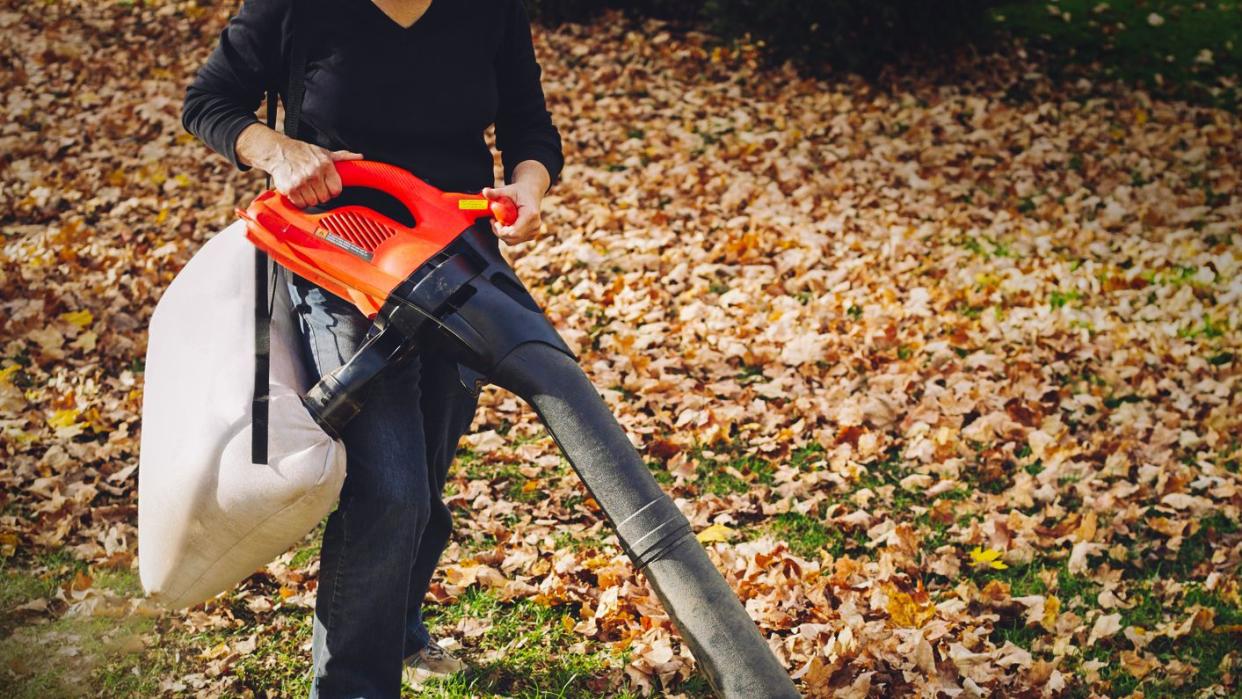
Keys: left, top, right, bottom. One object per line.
{"left": 330, "top": 160, "right": 518, "bottom": 227}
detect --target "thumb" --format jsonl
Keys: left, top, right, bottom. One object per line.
{"left": 329, "top": 150, "right": 365, "bottom": 161}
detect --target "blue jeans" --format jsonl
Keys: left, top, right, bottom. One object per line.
{"left": 286, "top": 274, "right": 479, "bottom": 699}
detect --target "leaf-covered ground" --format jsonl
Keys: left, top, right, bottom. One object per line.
{"left": 1, "top": 1, "right": 1240, "bottom": 697}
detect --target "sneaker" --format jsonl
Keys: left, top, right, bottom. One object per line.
{"left": 402, "top": 639, "right": 466, "bottom": 687}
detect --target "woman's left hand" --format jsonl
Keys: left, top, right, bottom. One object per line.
{"left": 482, "top": 181, "right": 542, "bottom": 245}
{"left": 483, "top": 161, "right": 551, "bottom": 245}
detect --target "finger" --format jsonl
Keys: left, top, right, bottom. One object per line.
{"left": 324, "top": 164, "right": 344, "bottom": 198}
{"left": 289, "top": 187, "right": 308, "bottom": 209}
{"left": 520, "top": 214, "right": 544, "bottom": 242}
{"left": 507, "top": 229, "right": 536, "bottom": 245}
{"left": 292, "top": 175, "right": 318, "bottom": 208}
{"left": 510, "top": 208, "right": 537, "bottom": 237}
{"left": 308, "top": 170, "right": 333, "bottom": 205}
{"left": 499, "top": 220, "right": 536, "bottom": 245}
{"left": 482, "top": 186, "right": 513, "bottom": 201}
{"left": 510, "top": 225, "right": 536, "bottom": 244}
{"left": 330, "top": 150, "right": 365, "bottom": 161}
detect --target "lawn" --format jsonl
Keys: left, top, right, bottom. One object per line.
{"left": 994, "top": 0, "right": 1241, "bottom": 108}
{"left": 0, "top": 0, "right": 1239, "bottom": 697}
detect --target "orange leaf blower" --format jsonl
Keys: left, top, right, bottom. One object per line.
{"left": 238, "top": 161, "right": 799, "bottom": 699}
{"left": 239, "top": 160, "right": 516, "bottom": 319}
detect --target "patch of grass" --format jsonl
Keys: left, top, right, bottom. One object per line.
{"left": 290, "top": 538, "right": 323, "bottom": 570}
{"left": 0, "top": 550, "right": 107, "bottom": 636}
{"left": 855, "top": 446, "right": 905, "bottom": 492}
{"left": 0, "top": 559, "right": 59, "bottom": 612}
{"left": 994, "top": 0, "right": 1242, "bottom": 109}
{"left": 1178, "top": 316, "right": 1227, "bottom": 340}
{"left": 462, "top": 460, "right": 547, "bottom": 504}
{"left": 550, "top": 529, "right": 609, "bottom": 554}
{"left": 693, "top": 443, "right": 776, "bottom": 496}
{"left": 418, "top": 589, "right": 639, "bottom": 698}
{"left": 230, "top": 616, "right": 315, "bottom": 696}
{"left": 765, "top": 511, "right": 843, "bottom": 559}
{"left": 1164, "top": 511, "right": 1239, "bottom": 578}
{"left": 989, "top": 619, "right": 1043, "bottom": 652}
{"left": 94, "top": 568, "right": 142, "bottom": 597}
{"left": 914, "top": 512, "right": 952, "bottom": 551}
{"left": 789, "top": 443, "right": 825, "bottom": 471}
{"left": 646, "top": 459, "right": 674, "bottom": 486}
{"left": 0, "top": 611, "right": 157, "bottom": 698}
{"left": 991, "top": 562, "right": 1050, "bottom": 597}
{"left": 1054, "top": 566, "right": 1102, "bottom": 609}
{"left": 1049, "top": 289, "right": 1082, "bottom": 309}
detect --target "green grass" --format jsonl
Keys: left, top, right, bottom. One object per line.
{"left": 0, "top": 546, "right": 322, "bottom": 698}
{"left": 994, "top": 0, "right": 1242, "bottom": 108}
{"left": 0, "top": 559, "right": 58, "bottom": 611}
{"left": 693, "top": 444, "right": 776, "bottom": 496}
{"left": 415, "top": 588, "right": 664, "bottom": 698}
{"left": 0, "top": 564, "right": 159, "bottom": 698}
{"left": 789, "top": 443, "right": 826, "bottom": 472}
{"left": 1, "top": 614, "right": 159, "bottom": 698}
{"left": 972, "top": 550, "right": 1242, "bottom": 697}
{"left": 764, "top": 511, "right": 844, "bottom": 559}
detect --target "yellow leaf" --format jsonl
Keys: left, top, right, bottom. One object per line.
{"left": 278, "top": 586, "right": 295, "bottom": 599}
{"left": 0, "top": 365, "right": 19, "bottom": 383}
{"left": 61, "top": 310, "right": 93, "bottom": 328}
{"left": 561, "top": 614, "right": 575, "bottom": 634}
{"left": 156, "top": 207, "right": 169, "bottom": 224}
{"left": 48, "top": 408, "right": 80, "bottom": 429}
{"left": 0, "top": 531, "right": 18, "bottom": 557}
{"left": 696, "top": 523, "right": 736, "bottom": 544}
{"left": 11, "top": 432, "right": 37, "bottom": 444}
{"left": 201, "top": 642, "right": 230, "bottom": 659}
{"left": 969, "top": 546, "right": 1009, "bottom": 570}
{"left": 71, "top": 331, "right": 97, "bottom": 352}
{"left": 1075, "top": 510, "right": 1098, "bottom": 543}
{"left": 884, "top": 583, "right": 935, "bottom": 628}
{"left": 521, "top": 479, "right": 541, "bottom": 493}
{"left": 1042, "top": 595, "right": 1060, "bottom": 631}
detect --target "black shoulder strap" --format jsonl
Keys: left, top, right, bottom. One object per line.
{"left": 253, "top": 1, "right": 312, "bottom": 464}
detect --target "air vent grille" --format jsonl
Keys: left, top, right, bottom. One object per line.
{"left": 320, "top": 211, "right": 396, "bottom": 253}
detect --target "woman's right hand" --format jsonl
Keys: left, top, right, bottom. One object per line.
{"left": 235, "top": 123, "right": 363, "bottom": 209}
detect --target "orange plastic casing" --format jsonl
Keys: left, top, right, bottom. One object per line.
{"left": 238, "top": 161, "right": 516, "bottom": 318}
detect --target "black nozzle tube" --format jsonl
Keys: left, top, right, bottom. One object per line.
{"left": 492, "top": 342, "right": 799, "bottom": 699}
{"left": 302, "top": 322, "right": 411, "bottom": 438}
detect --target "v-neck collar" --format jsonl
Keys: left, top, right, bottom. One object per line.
{"left": 365, "top": 0, "right": 435, "bottom": 31}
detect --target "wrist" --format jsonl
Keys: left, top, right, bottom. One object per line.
{"left": 511, "top": 160, "right": 551, "bottom": 197}
{"left": 236, "top": 123, "right": 287, "bottom": 172}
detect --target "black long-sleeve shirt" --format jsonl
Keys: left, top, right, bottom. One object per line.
{"left": 182, "top": 0, "right": 563, "bottom": 195}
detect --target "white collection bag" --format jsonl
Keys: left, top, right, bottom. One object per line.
{"left": 138, "top": 220, "right": 346, "bottom": 610}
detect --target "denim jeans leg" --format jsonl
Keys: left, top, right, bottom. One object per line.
{"left": 286, "top": 276, "right": 433, "bottom": 699}
{"left": 402, "top": 347, "right": 480, "bottom": 655}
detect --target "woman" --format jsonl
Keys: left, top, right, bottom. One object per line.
{"left": 181, "top": 0, "right": 563, "bottom": 696}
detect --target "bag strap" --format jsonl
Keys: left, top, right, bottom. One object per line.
{"left": 253, "top": 1, "right": 312, "bottom": 464}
